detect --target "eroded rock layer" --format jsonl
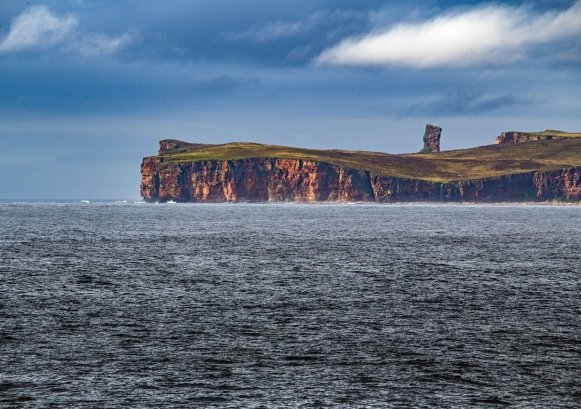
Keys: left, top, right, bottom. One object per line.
{"left": 141, "top": 157, "right": 581, "bottom": 203}
{"left": 495, "top": 131, "right": 568, "bottom": 145}
{"left": 421, "top": 124, "right": 442, "bottom": 152}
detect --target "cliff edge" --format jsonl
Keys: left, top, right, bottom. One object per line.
{"left": 141, "top": 127, "right": 581, "bottom": 203}
{"left": 495, "top": 130, "right": 581, "bottom": 145}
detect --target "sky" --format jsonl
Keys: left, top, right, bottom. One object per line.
{"left": 0, "top": 0, "right": 580, "bottom": 199}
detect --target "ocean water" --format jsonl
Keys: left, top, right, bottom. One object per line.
{"left": 1, "top": 202, "right": 580, "bottom": 408}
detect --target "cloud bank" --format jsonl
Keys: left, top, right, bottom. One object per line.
{"left": 0, "top": 5, "right": 131, "bottom": 56}
{"left": 316, "top": 1, "right": 581, "bottom": 68}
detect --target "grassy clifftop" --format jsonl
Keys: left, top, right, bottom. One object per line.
{"left": 153, "top": 137, "right": 581, "bottom": 183}
{"left": 507, "top": 130, "right": 581, "bottom": 138}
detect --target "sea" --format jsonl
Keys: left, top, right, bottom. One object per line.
{"left": 1, "top": 201, "right": 579, "bottom": 408}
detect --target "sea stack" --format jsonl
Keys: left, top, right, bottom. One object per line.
{"left": 421, "top": 124, "right": 442, "bottom": 153}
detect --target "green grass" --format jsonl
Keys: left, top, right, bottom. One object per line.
{"left": 150, "top": 138, "right": 581, "bottom": 183}
{"left": 506, "top": 130, "right": 581, "bottom": 138}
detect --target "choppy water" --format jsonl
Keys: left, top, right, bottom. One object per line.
{"left": 1, "top": 202, "right": 580, "bottom": 408}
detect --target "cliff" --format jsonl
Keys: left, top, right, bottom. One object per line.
{"left": 141, "top": 128, "right": 581, "bottom": 203}
{"left": 495, "top": 130, "right": 581, "bottom": 144}
{"left": 141, "top": 157, "right": 581, "bottom": 203}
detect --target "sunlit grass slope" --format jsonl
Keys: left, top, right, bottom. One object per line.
{"left": 516, "top": 130, "right": 581, "bottom": 138}
{"left": 154, "top": 138, "right": 581, "bottom": 183}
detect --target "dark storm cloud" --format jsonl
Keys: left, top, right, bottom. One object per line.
{"left": 0, "top": 1, "right": 578, "bottom": 117}
{"left": 0, "top": 58, "right": 258, "bottom": 113}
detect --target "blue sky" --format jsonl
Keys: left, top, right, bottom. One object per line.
{"left": 1, "top": 0, "right": 580, "bottom": 199}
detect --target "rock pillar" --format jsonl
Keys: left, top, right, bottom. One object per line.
{"left": 421, "top": 124, "right": 442, "bottom": 153}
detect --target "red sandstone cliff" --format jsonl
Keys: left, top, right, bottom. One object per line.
{"left": 495, "top": 131, "right": 569, "bottom": 145}
{"left": 141, "top": 156, "right": 581, "bottom": 203}
{"left": 141, "top": 157, "right": 374, "bottom": 203}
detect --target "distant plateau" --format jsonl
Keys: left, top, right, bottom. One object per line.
{"left": 140, "top": 127, "right": 581, "bottom": 203}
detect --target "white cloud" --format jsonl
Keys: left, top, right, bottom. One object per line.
{"left": 68, "top": 33, "right": 133, "bottom": 56}
{"left": 229, "top": 10, "right": 366, "bottom": 44}
{"left": 0, "top": 5, "right": 131, "bottom": 56}
{"left": 239, "top": 20, "right": 306, "bottom": 43}
{"left": 0, "top": 6, "right": 78, "bottom": 52}
{"left": 316, "top": 1, "right": 581, "bottom": 68}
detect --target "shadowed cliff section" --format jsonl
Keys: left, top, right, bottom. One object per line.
{"left": 141, "top": 132, "right": 581, "bottom": 203}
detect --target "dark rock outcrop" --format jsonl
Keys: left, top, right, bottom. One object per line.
{"left": 421, "top": 124, "right": 442, "bottom": 152}
{"left": 158, "top": 139, "right": 207, "bottom": 155}
{"left": 495, "top": 131, "right": 568, "bottom": 145}
{"left": 141, "top": 157, "right": 581, "bottom": 203}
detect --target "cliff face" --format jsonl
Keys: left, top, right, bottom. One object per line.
{"left": 495, "top": 131, "right": 568, "bottom": 145}
{"left": 141, "top": 157, "right": 581, "bottom": 203}
{"left": 533, "top": 167, "right": 581, "bottom": 200}
{"left": 141, "top": 158, "right": 374, "bottom": 202}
